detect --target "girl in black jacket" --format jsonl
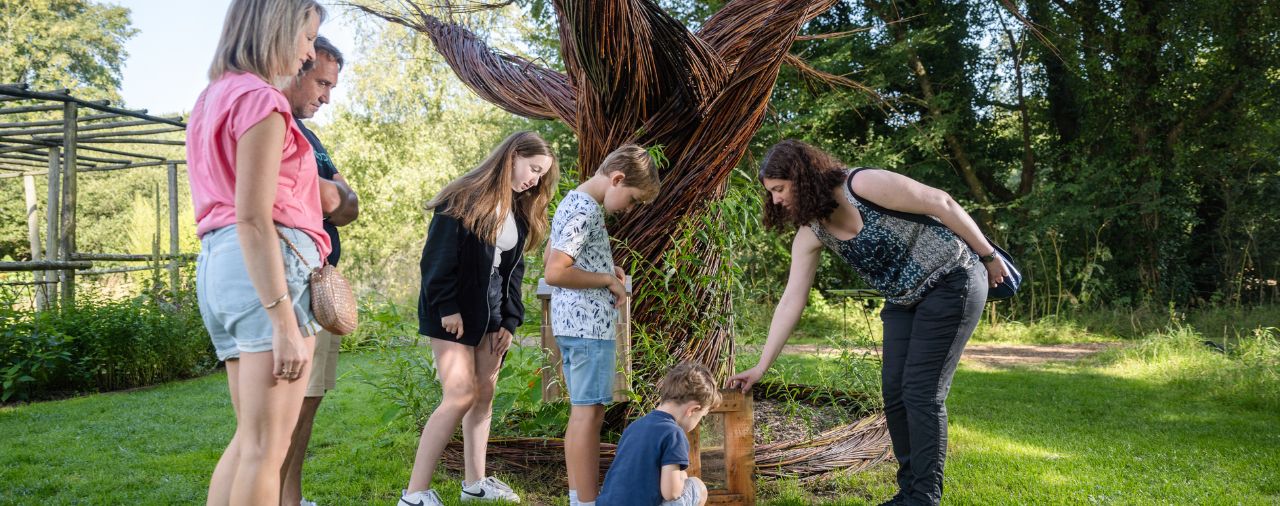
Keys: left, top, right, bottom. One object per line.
{"left": 401, "top": 131, "right": 558, "bottom": 505}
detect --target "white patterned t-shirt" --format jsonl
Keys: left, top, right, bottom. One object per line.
{"left": 549, "top": 190, "right": 616, "bottom": 340}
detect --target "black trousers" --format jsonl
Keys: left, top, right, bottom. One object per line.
{"left": 879, "top": 262, "right": 987, "bottom": 506}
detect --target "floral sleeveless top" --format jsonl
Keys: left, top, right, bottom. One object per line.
{"left": 809, "top": 168, "right": 976, "bottom": 305}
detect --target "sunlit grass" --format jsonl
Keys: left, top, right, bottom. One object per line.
{"left": 1, "top": 310, "right": 1277, "bottom": 505}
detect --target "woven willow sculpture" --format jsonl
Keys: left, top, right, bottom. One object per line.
{"left": 359, "top": 0, "right": 841, "bottom": 386}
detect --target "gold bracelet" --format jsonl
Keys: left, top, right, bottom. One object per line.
{"left": 263, "top": 292, "right": 289, "bottom": 310}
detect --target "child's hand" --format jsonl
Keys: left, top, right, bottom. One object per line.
{"left": 489, "top": 327, "right": 514, "bottom": 356}
{"left": 441, "top": 313, "right": 464, "bottom": 339}
{"left": 606, "top": 276, "right": 627, "bottom": 309}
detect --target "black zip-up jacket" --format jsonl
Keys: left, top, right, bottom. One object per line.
{"left": 417, "top": 205, "right": 527, "bottom": 343}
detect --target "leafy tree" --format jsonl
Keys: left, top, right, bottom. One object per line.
{"left": 0, "top": 0, "right": 137, "bottom": 100}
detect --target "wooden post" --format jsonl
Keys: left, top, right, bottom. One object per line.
{"left": 687, "top": 389, "right": 755, "bottom": 505}
{"left": 44, "top": 146, "right": 60, "bottom": 306}
{"left": 613, "top": 277, "right": 632, "bottom": 404}
{"left": 152, "top": 182, "right": 162, "bottom": 287}
{"left": 59, "top": 102, "right": 78, "bottom": 305}
{"left": 24, "top": 174, "right": 44, "bottom": 309}
{"left": 167, "top": 162, "right": 180, "bottom": 291}
{"left": 537, "top": 280, "right": 561, "bottom": 401}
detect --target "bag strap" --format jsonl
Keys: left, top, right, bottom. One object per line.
{"left": 276, "top": 227, "right": 317, "bottom": 270}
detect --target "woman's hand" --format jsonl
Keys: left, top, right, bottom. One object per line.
{"left": 273, "top": 326, "right": 310, "bottom": 381}
{"left": 442, "top": 313, "right": 464, "bottom": 339}
{"left": 489, "top": 327, "right": 514, "bottom": 356}
{"left": 614, "top": 266, "right": 626, "bottom": 283}
{"left": 726, "top": 366, "right": 765, "bottom": 394}
{"left": 985, "top": 256, "right": 1010, "bottom": 288}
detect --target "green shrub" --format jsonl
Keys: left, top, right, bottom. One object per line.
{"left": 0, "top": 288, "right": 215, "bottom": 403}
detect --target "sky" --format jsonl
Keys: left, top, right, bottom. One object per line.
{"left": 113, "top": 0, "right": 361, "bottom": 122}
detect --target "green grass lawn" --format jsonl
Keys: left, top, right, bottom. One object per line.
{"left": 2, "top": 320, "right": 1277, "bottom": 505}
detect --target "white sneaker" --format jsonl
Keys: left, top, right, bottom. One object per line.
{"left": 460, "top": 476, "right": 521, "bottom": 502}
{"left": 300, "top": 500, "right": 317, "bottom": 506}
{"left": 398, "top": 489, "right": 445, "bottom": 506}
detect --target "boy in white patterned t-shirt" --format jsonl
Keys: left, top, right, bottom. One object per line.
{"left": 545, "top": 144, "right": 661, "bottom": 506}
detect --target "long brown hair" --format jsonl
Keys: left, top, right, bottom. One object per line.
{"left": 758, "top": 140, "right": 847, "bottom": 230}
{"left": 427, "top": 131, "right": 559, "bottom": 251}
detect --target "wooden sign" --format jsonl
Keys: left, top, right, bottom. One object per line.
{"left": 536, "top": 277, "right": 632, "bottom": 404}
{"left": 686, "top": 389, "right": 755, "bottom": 505}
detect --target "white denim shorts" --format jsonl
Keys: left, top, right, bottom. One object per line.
{"left": 196, "top": 225, "right": 320, "bottom": 361}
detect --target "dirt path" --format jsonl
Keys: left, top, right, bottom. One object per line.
{"left": 781, "top": 342, "right": 1114, "bottom": 367}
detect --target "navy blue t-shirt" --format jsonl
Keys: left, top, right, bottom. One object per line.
{"left": 598, "top": 410, "right": 690, "bottom": 506}
{"left": 296, "top": 120, "right": 341, "bottom": 266}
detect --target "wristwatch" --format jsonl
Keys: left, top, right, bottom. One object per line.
{"left": 978, "top": 251, "right": 998, "bottom": 264}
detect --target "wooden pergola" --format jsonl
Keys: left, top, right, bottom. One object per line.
{"left": 0, "top": 83, "right": 188, "bottom": 309}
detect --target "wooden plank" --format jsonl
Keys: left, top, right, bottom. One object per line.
{"left": 724, "top": 390, "right": 755, "bottom": 505}
{"left": 81, "top": 265, "right": 159, "bottom": 276}
{"left": 72, "top": 253, "right": 196, "bottom": 262}
{"left": 0, "top": 85, "right": 182, "bottom": 127}
{"left": 69, "top": 138, "right": 185, "bottom": 146}
{"left": 686, "top": 424, "right": 702, "bottom": 479}
{"left": 0, "top": 112, "right": 126, "bottom": 129}
{"left": 0, "top": 104, "right": 63, "bottom": 115}
{"left": 0, "top": 261, "right": 90, "bottom": 272}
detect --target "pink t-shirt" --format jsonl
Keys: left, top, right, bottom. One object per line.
{"left": 186, "top": 72, "right": 332, "bottom": 260}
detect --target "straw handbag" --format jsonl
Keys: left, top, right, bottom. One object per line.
{"left": 277, "top": 230, "right": 359, "bottom": 335}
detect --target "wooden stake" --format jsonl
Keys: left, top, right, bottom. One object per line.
{"left": 168, "top": 162, "right": 181, "bottom": 292}
{"left": 59, "top": 102, "right": 77, "bottom": 305}
{"left": 24, "top": 174, "right": 44, "bottom": 309}
{"left": 45, "top": 146, "right": 60, "bottom": 306}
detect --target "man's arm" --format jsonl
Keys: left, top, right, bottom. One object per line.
{"left": 319, "top": 173, "right": 359, "bottom": 226}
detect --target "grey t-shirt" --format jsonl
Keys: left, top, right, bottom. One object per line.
{"left": 549, "top": 190, "right": 617, "bottom": 340}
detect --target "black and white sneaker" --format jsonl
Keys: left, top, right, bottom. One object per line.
{"left": 398, "top": 488, "right": 445, "bottom": 506}
{"left": 460, "top": 476, "right": 520, "bottom": 502}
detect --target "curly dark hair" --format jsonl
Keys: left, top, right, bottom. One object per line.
{"left": 758, "top": 140, "right": 847, "bottom": 231}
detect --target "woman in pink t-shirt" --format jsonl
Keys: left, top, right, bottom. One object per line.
{"left": 186, "top": 1, "right": 328, "bottom": 504}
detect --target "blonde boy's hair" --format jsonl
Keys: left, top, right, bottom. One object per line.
{"left": 208, "top": 0, "right": 326, "bottom": 86}
{"left": 658, "top": 362, "right": 722, "bottom": 408}
{"left": 598, "top": 144, "right": 661, "bottom": 200}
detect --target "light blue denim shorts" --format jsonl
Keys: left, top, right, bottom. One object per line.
{"left": 555, "top": 335, "right": 615, "bottom": 406}
{"left": 661, "top": 477, "right": 703, "bottom": 506}
{"left": 196, "top": 225, "right": 320, "bottom": 361}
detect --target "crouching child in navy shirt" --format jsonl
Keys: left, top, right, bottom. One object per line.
{"left": 597, "top": 363, "right": 723, "bottom": 506}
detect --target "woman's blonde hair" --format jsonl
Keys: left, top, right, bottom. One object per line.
{"left": 598, "top": 144, "right": 661, "bottom": 201}
{"left": 427, "top": 131, "right": 560, "bottom": 251}
{"left": 208, "top": 0, "right": 326, "bottom": 86}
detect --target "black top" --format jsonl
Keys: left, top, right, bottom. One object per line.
{"left": 417, "top": 203, "right": 527, "bottom": 346}
{"left": 296, "top": 120, "right": 341, "bottom": 266}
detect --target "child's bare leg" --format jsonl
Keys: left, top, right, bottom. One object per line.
{"left": 565, "top": 404, "right": 606, "bottom": 501}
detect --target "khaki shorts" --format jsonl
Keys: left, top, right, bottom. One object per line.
{"left": 305, "top": 329, "right": 342, "bottom": 397}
